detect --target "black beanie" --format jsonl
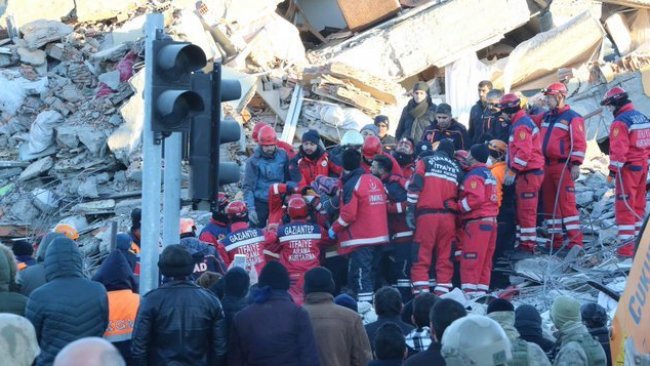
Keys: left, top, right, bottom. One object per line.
{"left": 11, "top": 240, "right": 34, "bottom": 257}
{"left": 470, "top": 144, "right": 490, "bottom": 164}
{"left": 258, "top": 261, "right": 290, "bottom": 290}
{"left": 304, "top": 267, "right": 335, "bottom": 295}
{"left": 158, "top": 244, "right": 194, "bottom": 278}
{"left": 342, "top": 148, "right": 361, "bottom": 171}
{"left": 437, "top": 139, "right": 455, "bottom": 157}
{"left": 374, "top": 115, "right": 389, "bottom": 127}
{"left": 302, "top": 129, "right": 320, "bottom": 145}
{"left": 436, "top": 103, "right": 452, "bottom": 115}
{"left": 224, "top": 267, "right": 251, "bottom": 298}
{"left": 487, "top": 298, "right": 515, "bottom": 314}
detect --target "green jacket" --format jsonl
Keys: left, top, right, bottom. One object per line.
{"left": 0, "top": 244, "right": 28, "bottom": 316}
{"left": 554, "top": 321, "right": 607, "bottom": 366}
{"left": 489, "top": 311, "right": 552, "bottom": 366}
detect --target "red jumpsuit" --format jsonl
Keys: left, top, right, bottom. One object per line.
{"left": 508, "top": 110, "right": 545, "bottom": 251}
{"left": 289, "top": 148, "right": 341, "bottom": 189}
{"left": 266, "top": 220, "right": 329, "bottom": 305}
{"left": 534, "top": 106, "right": 586, "bottom": 249}
{"left": 216, "top": 221, "right": 276, "bottom": 277}
{"left": 407, "top": 151, "right": 462, "bottom": 295}
{"left": 608, "top": 103, "right": 650, "bottom": 256}
{"left": 457, "top": 164, "right": 499, "bottom": 295}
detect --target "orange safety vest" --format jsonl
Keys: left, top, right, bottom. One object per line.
{"left": 104, "top": 289, "right": 140, "bottom": 343}
{"left": 489, "top": 161, "right": 506, "bottom": 208}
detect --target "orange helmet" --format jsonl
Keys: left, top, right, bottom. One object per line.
{"left": 252, "top": 122, "right": 269, "bottom": 142}
{"left": 258, "top": 125, "right": 278, "bottom": 146}
{"left": 362, "top": 135, "right": 383, "bottom": 160}
{"left": 179, "top": 218, "right": 196, "bottom": 235}
{"left": 601, "top": 86, "right": 628, "bottom": 106}
{"left": 287, "top": 195, "right": 308, "bottom": 219}
{"left": 54, "top": 224, "right": 79, "bottom": 240}
{"left": 542, "top": 82, "right": 568, "bottom": 96}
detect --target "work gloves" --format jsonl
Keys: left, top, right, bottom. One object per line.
{"left": 328, "top": 227, "right": 336, "bottom": 240}
{"left": 504, "top": 169, "right": 516, "bottom": 186}
{"left": 406, "top": 205, "right": 416, "bottom": 230}
{"left": 570, "top": 164, "right": 581, "bottom": 181}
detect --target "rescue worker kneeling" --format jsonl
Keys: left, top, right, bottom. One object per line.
{"left": 455, "top": 144, "right": 499, "bottom": 297}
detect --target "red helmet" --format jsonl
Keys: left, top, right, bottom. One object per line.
{"left": 363, "top": 135, "right": 383, "bottom": 160}
{"left": 542, "top": 82, "right": 568, "bottom": 96}
{"left": 601, "top": 86, "right": 628, "bottom": 106}
{"left": 252, "top": 122, "right": 269, "bottom": 142}
{"left": 287, "top": 194, "right": 308, "bottom": 219}
{"left": 499, "top": 93, "right": 521, "bottom": 114}
{"left": 216, "top": 192, "right": 230, "bottom": 212}
{"left": 454, "top": 150, "right": 471, "bottom": 170}
{"left": 226, "top": 200, "right": 248, "bottom": 219}
{"left": 258, "top": 125, "right": 278, "bottom": 146}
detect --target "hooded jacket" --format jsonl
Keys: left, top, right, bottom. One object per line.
{"left": 243, "top": 146, "right": 291, "bottom": 209}
{"left": 18, "top": 233, "right": 64, "bottom": 296}
{"left": 26, "top": 237, "right": 109, "bottom": 366}
{"left": 515, "top": 305, "right": 556, "bottom": 358}
{"left": 488, "top": 311, "right": 552, "bottom": 366}
{"left": 0, "top": 313, "right": 41, "bottom": 366}
{"left": 92, "top": 250, "right": 140, "bottom": 364}
{"left": 0, "top": 244, "right": 28, "bottom": 316}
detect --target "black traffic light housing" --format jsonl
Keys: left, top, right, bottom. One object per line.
{"left": 151, "top": 39, "right": 207, "bottom": 133}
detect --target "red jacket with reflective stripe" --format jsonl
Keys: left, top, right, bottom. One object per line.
{"left": 533, "top": 105, "right": 586, "bottom": 165}
{"left": 507, "top": 110, "right": 544, "bottom": 172}
{"left": 608, "top": 103, "right": 650, "bottom": 172}
{"left": 331, "top": 169, "right": 389, "bottom": 255}
{"left": 382, "top": 174, "right": 412, "bottom": 243}
{"left": 265, "top": 220, "right": 328, "bottom": 274}
{"left": 217, "top": 222, "right": 275, "bottom": 275}
{"left": 289, "top": 149, "right": 342, "bottom": 189}
{"left": 407, "top": 152, "right": 461, "bottom": 211}
{"left": 458, "top": 164, "right": 499, "bottom": 221}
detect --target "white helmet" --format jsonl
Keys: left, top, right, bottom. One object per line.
{"left": 340, "top": 130, "right": 364, "bottom": 148}
{"left": 441, "top": 315, "right": 512, "bottom": 366}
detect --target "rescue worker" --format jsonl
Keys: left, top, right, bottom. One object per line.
{"left": 243, "top": 125, "right": 293, "bottom": 228}
{"left": 484, "top": 89, "right": 510, "bottom": 143}
{"left": 375, "top": 115, "right": 397, "bottom": 151}
{"left": 500, "top": 93, "right": 545, "bottom": 253}
{"left": 361, "top": 135, "right": 403, "bottom": 176}
{"left": 601, "top": 86, "right": 650, "bottom": 257}
{"left": 216, "top": 201, "right": 276, "bottom": 278}
{"left": 329, "top": 148, "right": 390, "bottom": 303}
{"left": 371, "top": 155, "right": 413, "bottom": 301}
{"left": 198, "top": 192, "right": 231, "bottom": 248}
{"left": 441, "top": 314, "right": 513, "bottom": 366}
{"left": 392, "top": 138, "right": 416, "bottom": 183}
{"left": 265, "top": 195, "right": 328, "bottom": 305}
{"left": 252, "top": 121, "right": 295, "bottom": 158}
{"left": 422, "top": 103, "right": 469, "bottom": 150}
{"left": 329, "top": 130, "right": 365, "bottom": 172}
{"left": 407, "top": 139, "right": 462, "bottom": 295}
{"left": 396, "top": 82, "right": 436, "bottom": 142}
{"left": 457, "top": 144, "right": 499, "bottom": 296}
{"left": 468, "top": 80, "right": 494, "bottom": 145}
{"left": 289, "top": 129, "right": 341, "bottom": 189}
{"left": 179, "top": 218, "right": 228, "bottom": 279}
{"left": 53, "top": 223, "right": 79, "bottom": 241}
{"left": 535, "top": 82, "right": 586, "bottom": 250}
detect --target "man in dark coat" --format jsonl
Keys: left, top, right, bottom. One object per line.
{"left": 581, "top": 303, "right": 612, "bottom": 366}
{"left": 229, "top": 261, "right": 320, "bottom": 366}
{"left": 468, "top": 80, "right": 493, "bottom": 145}
{"left": 422, "top": 103, "right": 469, "bottom": 150}
{"left": 375, "top": 115, "right": 397, "bottom": 152}
{"left": 369, "top": 323, "right": 407, "bottom": 366}
{"left": 131, "top": 244, "right": 226, "bottom": 366}
{"left": 396, "top": 82, "right": 436, "bottom": 142}
{"left": 0, "top": 244, "right": 28, "bottom": 315}
{"left": 365, "top": 286, "right": 414, "bottom": 353}
{"left": 18, "top": 233, "right": 63, "bottom": 296}
{"left": 25, "top": 237, "right": 109, "bottom": 366}
{"left": 515, "top": 304, "right": 556, "bottom": 360}
{"left": 214, "top": 266, "right": 250, "bottom": 359}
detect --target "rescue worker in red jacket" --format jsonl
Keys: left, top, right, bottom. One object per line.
{"left": 602, "top": 86, "right": 650, "bottom": 257}
{"left": 216, "top": 201, "right": 276, "bottom": 278}
{"left": 252, "top": 122, "right": 295, "bottom": 159}
{"left": 533, "top": 82, "right": 587, "bottom": 250}
{"left": 457, "top": 144, "right": 499, "bottom": 297}
{"left": 361, "top": 135, "right": 403, "bottom": 177}
{"left": 406, "top": 139, "right": 462, "bottom": 295}
{"left": 265, "top": 195, "right": 329, "bottom": 305}
{"left": 392, "top": 137, "right": 416, "bottom": 186}
{"left": 198, "top": 193, "right": 231, "bottom": 249}
{"left": 500, "top": 93, "right": 545, "bottom": 253}
{"left": 329, "top": 148, "right": 390, "bottom": 303}
{"left": 289, "top": 129, "right": 342, "bottom": 189}
{"left": 370, "top": 154, "right": 414, "bottom": 301}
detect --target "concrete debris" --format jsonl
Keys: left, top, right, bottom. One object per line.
{"left": 8, "top": 198, "right": 41, "bottom": 223}
{"left": 20, "top": 20, "right": 74, "bottom": 50}
{"left": 26, "top": 110, "right": 64, "bottom": 155}
{"left": 0, "top": 69, "right": 48, "bottom": 114}
{"left": 17, "top": 48, "right": 47, "bottom": 66}
{"left": 18, "top": 156, "right": 53, "bottom": 181}
{"left": 0, "top": 0, "right": 75, "bottom": 28}
{"left": 32, "top": 187, "right": 58, "bottom": 212}
{"left": 74, "top": 0, "right": 147, "bottom": 22}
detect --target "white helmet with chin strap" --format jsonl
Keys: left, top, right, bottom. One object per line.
{"left": 441, "top": 315, "right": 512, "bottom": 366}
{"left": 340, "top": 130, "right": 364, "bottom": 148}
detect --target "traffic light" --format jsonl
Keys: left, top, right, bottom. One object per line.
{"left": 189, "top": 63, "right": 242, "bottom": 207}
{"left": 151, "top": 39, "right": 207, "bottom": 133}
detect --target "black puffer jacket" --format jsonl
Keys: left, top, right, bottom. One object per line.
{"left": 131, "top": 280, "right": 227, "bottom": 366}
{"left": 25, "top": 237, "right": 109, "bottom": 366}
{"left": 18, "top": 233, "right": 64, "bottom": 296}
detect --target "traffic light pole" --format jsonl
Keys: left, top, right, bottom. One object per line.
{"left": 140, "top": 13, "right": 165, "bottom": 295}
{"left": 162, "top": 133, "right": 182, "bottom": 245}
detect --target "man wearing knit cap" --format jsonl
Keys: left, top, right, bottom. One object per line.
{"left": 131, "top": 245, "right": 226, "bottom": 365}
{"left": 454, "top": 144, "right": 499, "bottom": 297}
{"left": 361, "top": 124, "right": 380, "bottom": 139}
{"left": 229, "top": 261, "right": 320, "bottom": 366}
{"left": 375, "top": 115, "right": 396, "bottom": 151}
{"left": 396, "top": 82, "right": 436, "bottom": 142}
{"left": 581, "top": 303, "right": 612, "bottom": 366}
{"left": 486, "top": 299, "right": 551, "bottom": 366}
{"left": 422, "top": 103, "right": 469, "bottom": 150}
{"left": 550, "top": 296, "right": 607, "bottom": 365}
{"left": 514, "top": 305, "right": 556, "bottom": 358}
{"left": 330, "top": 148, "right": 389, "bottom": 303}
{"left": 289, "top": 129, "right": 341, "bottom": 189}
{"left": 302, "top": 267, "right": 372, "bottom": 366}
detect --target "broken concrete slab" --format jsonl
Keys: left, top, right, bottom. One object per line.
{"left": 17, "top": 47, "right": 46, "bottom": 66}
{"left": 173, "top": 9, "right": 219, "bottom": 62}
{"left": 45, "top": 43, "right": 65, "bottom": 61}
{"left": 309, "top": 0, "right": 530, "bottom": 81}
{"left": 77, "top": 127, "right": 108, "bottom": 157}
{"left": 0, "top": 0, "right": 75, "bottom": 28}
{"left": 21, "top": 20, "right": 74, "bottom": 49}
{"left": 0, "top": 168, "right": 22, "bottom": 180}
{"left": 9, "top": 198, "right": 41, "bottom": 223}
{"left": 75, "top": 0, "right": 147, "bottom": 22}
{"left": 98, "top": 70, "right": 121, "bottom": 91}
{"left": 110, "top": 14, "right": 146, "bottom": 44}
{"left": 32, "top": 187, "right": 58, "bottom": 212}
{"left": 19, "top": 156, "right": 53, "bottom": 181}
{"left": 55, "top": 125, "right": 80, "bottom": 149}
{"left": 77, "top": 176, "right": 99, "bottom": 198}
{"left": 71, "top": 199, "right": 116, "bottom": 215}
{"left": 109, "top": 69, "right": 144, "bottom": 164}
